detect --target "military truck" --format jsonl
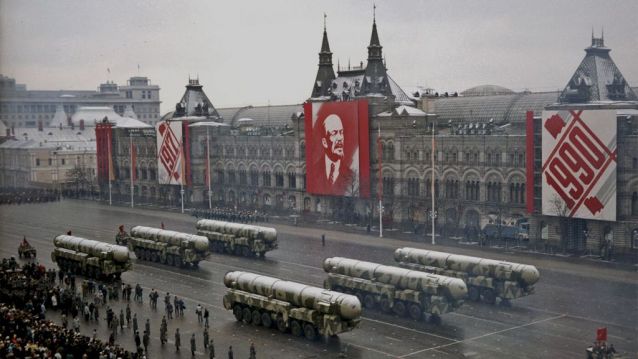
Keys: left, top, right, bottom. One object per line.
{"left": 223, "top": 271, "right": 361, "bottom": 340}
{"left": 122, "top": 226, "right": 209, "bottom": 267}
{"left": 323, "top": 257, "right": 467, "bottom": 323}
{"left": 51, "top": 235, "right": 131, "bottom": 279}
{"left": 196, "top": 219, "right": 278, "bottom": 258}
{"left": 394, "top": 247, "right": 540, "bottom": 305}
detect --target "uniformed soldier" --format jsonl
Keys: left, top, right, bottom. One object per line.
{"left": 249, "top": 341, "right": 256, "bottom": 359}
{"left": 175, "top": 328, "right": 181, "bottom": 352}
{"left": 143, "top": 330, "right": 150, "bottom": 354}
{"left": 126, "top": 304, "right": 131, "bottom": 326}
{"left": 145, "top": 318, "right": 150, "bottom": 335}
{"left": 203, "top": 327, "right": 209, "bottom": 349}
{"left": 119, "top": 309, "right": 124, "bottom": 331}
{"left": 133, "top": 313, "right": 139, "bottom": 334}
{"left": 209, "top": 338, "right": 215, "bottom": 358}
{"left": 191, "top": 333, "right": 197, "bottom": 357}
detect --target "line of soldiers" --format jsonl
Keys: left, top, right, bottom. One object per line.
{"left": 192, "top": 207, "right": 269, "bottom": 223}
{"left": 0, "top": 188, "right": 60, "bottom": 205}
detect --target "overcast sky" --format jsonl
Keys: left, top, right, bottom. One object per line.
{"left": 1, "top": 1, "right": 637, "bottom": 114}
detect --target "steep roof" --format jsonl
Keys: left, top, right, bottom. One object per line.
{"left": 173, "top": 79, "right": 220, "bottom": 119}
{"left": 559, "top": 35, "right": 637, "bottom": 103}
{"left": 461, "top": 85, "right": 516, "bottom": 97}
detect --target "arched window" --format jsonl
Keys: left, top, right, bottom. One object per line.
{"left": 632, "top": 192, "right": 638, "bottom": 216}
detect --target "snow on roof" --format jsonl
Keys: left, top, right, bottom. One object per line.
{"left": 378, "top": 105, "right": 426, "bottom": 117}
{"left": 69, "top": 106, "right": 150, "bottom": 128}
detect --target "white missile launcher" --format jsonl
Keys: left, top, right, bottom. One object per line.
{"left": 196, "top": 219, "right": 278, "bottom": 258}
{"left": 51, "top": 235, "right": 131, "bottom": 279}
{"left": 124, "top": 226, "right": 209, "bottom": 267}
{"left": 394, "top": 247, "right": 540, "bottom": 304}
{"left": 323, "top": 257, "right": 467, "bottom": 323}
{"left": 223, "top": 271, "right": 361, "bottom": 340}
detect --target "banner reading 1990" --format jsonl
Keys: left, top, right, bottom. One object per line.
{"left": 156, "top": 121, "right": 184, "bottom": 185}
{"left": 541, "top": 109, "right": 617, "bottom": 221}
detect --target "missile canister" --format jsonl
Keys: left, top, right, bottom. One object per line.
{"left": 51, "top": 235, "right": 131, "bottom": 278}
{"left": 124, "top": 226, "right": 209, "bottom": 267}
{"left": 223, "top": 271, "right": 361, "bottom": 339}
{"left": 394, "top": 247, "right": 540, "bottom": 304}
{"left": 196, "top": 219, "right": 278, "bottom": 258}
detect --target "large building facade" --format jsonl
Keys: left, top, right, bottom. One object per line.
{"left": 0, "top": 75, "right": 161, "bottom": 129}
{"left": 100, "top": 22, "right": 637, "bottom": 258}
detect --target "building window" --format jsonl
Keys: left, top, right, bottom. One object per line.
{"left": 250, "top": 170, "right": 259, "bottom": 186}
{"left": 407, "top": 178, "right": 420, "bottom": 197}
{"left": 36, "top": 158, "right": 40, "bottom": 166}
{"left": 262, "top": 171, "right": 271, "bottom": 187}
{"left": 228, "top": 170, "right": 236, "bottom": 184}
{"left": 383, "top": 177, "right": 394, "bottom": 197}
{"left": 288, "top": 173, "right": 296, "bottom": 189}
{"left": 445, "top": 179, "right": 459, "bottom": 199}
{"left": 48, "top": 158, "right": 52, "bottom": 166}
{"left": 275, "top": 172, "right": 284, "bottom": 187}
{"left": 239, "top": 170, "right": 247, "bottom": 185}
{"left": 61, "top": 159, "right": 65, "bottom": 165}
{"left": 216, "top": 170, "right": 224, "bottom": 185}
{"left": 632, "top": 192, "right": 638, "bottom": 216}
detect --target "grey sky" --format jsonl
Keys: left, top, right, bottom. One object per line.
{"left": 1, "top": 0, "right": 637, "bottom": 114}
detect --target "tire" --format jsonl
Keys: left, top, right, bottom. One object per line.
{"left": 175, "top": 256, "right": 183, "bottom": 267}
{"left": 482, "top": 289, "right": 496, "bottom": 305}
{"left": 468, "top": 286, "right": 480, "bottom": 302}
{"left": 303, "top": 323, "right": 317, "bottom": 341}
{"left": 242, "top": 308, "right": 252, "bottom": 324}
{"left": 355, "top": 291, "right": 364, "bottom": 304}
{"left": 290, "top": 320, "right": 303, "bottom": 337}
{"left": 261, "top": 313, "right": 272, "bottom": 328}
{"left": 276, "top": 315, "right": 287, "bottom": 333}
{"left": 241, "top": 246, "right": 251, "bottom": 257}
{"left": 258, "top": 252, "right": 265, "bottom": 259}
{"left": 166, "top": 255, "right": 174, "bottom": 266}
{"left": 408, "top": 303, "right": 422, "bottom": 321}
{"left": 429, "top": 314, "right": 442, "bottom": 325}
{"left": 251, "top": 310, "right": 262, "bottom": 326}
{"left": 379, "top": 298, "right": 392, "bottom": 313}
{"left": 233, "top": 305, "right": 243, "bottom": 321}
{"left": 143, "top": 250, "right": 150, "bottom": 261}
{"left": 363, "top": 294, "right": 375, "bottom": 309}
{"left": 393, "top": 301, "right": 406, "bottom": 317}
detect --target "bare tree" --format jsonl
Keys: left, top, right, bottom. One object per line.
{"left": 550, "top": 194, "right": 570, "bottom": 252}
{"left": 67, "top": 164, "right": 96, "bottom": 198}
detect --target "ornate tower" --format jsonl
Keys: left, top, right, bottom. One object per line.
{"left": 311, "top": 15, "right": 336, "bottom": 99}
{"left": 361, "top": 12, "right": 392, "bottom": 97}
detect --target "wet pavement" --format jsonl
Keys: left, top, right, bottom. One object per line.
{"left": 1, "top": 199, "right": 636, "bottom": 358}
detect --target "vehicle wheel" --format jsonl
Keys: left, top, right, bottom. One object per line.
{"left": 258, "top": 252, "right": 265, "bottom": 259}
{"left": 303, "top": 323, "right": 317, "bottom": 341}
{"left": 363, "top": 294, "right": 375, "bottom": 309}
{"left": 429, "top": 314, "right": 442, "bottom": 325}
{"left": 261, "top": 313, "right": 272, "bottom": 328}
{"left": 290, "top": 320, "right": 303, "bottom": 337}
{"left": 393, "top": 301, "right": 406, "bottom": 317}
{"left": 233, "top": 305, "right": 243, "bottom": 321}
{"left": 234, "top": 246, "right": 242, "bottom": 256}
{"left": 166, "top": 255, "right": 174, "bottom": 266}
{"left": 276, "top": 315, "right": 287, "bottom": 333}
{"left": 379, "top": 298, "right": 392, "bottom": 313}
{"left": 153, "top": 252, "right": 161, "bottom": 262}
{"left": 355, "top": 291, "right": 364, "bottom": 304}
{"left": 242, "top": 308, "right": 252, "bottom": 324}
{"left": 468, "top": 286, "right": 480, "bottom": 302}
{"left": 481, "top": 288, "right": 496, "bottom": 305}
{"left": 251, "top": 310, "right": 262, "bottom": 326}
{"left": 408, "top": 303, "right": 422, "bottom": 321}
{"left": 241, "top": 246, "right": 251, "bottom": 257}
{"left": 175, "top": 256, "right": 183, "bottom": 267}
{"left": 499, "top": 298, "right": 511, "bottom": 307}
{"left": 144, "top": 250, "right": 150, "bottom": 261}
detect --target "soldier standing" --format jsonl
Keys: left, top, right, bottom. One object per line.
{"left": 191, "top": 333, "right": 197, "bottom": 357}
{"left": 175, "top": 328, "right": 181, "bottom": 352}
{"left": 145, "top": 318, "right": 150, "bottom": 335}
{"left": 204, "top": 307, "right": 210, "bottom": 327}
{"left": 209, "top": 338, "right": 215, "bottom": 358}
{"left": 119, "top": 309, "right": 124, "bottom": 331}
{"left": 249, "top": 341, "right": 256, "bottom": 359}
{"left": 227, "top": 345, "right": 233, "bottom": 359}
{"left": 133, "top": 313, "right": 139, "bottom": 334}
{"left": 126, "top": 304, "right": 131, "bottom": 327}
{"left": 112, "top": 315, "right": 119, "bottom": 337}
{"left": 160, "top": 325, "right": 167, "bottom": 346}
{"left": 134, "top": 331, "right": 141, "bottom": 349}
{"left": 203, "top": 327, "right": 209, "bottom": 349}
{"left": 143, "top": 330, "right": 150, "bottom": 354}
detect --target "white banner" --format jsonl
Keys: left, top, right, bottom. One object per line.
{"left": 541, "top": 110, "right": 616, "bottom": 221}
{"left": 156, "top": 121, "right": 184, "bottom": 185}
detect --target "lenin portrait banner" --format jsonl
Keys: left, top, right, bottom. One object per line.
{"left": 156, "top": 120, "right": 185, "bottom": 185}
{"left": 541, "top": 110, "right": 617, "bottom": 221}
{"left": 304, "top": 100, "right": 370, "bottom": 197}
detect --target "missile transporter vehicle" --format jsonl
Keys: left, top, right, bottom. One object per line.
{"left": 323, "top": 257, "right": 467, "bottom": 323}
{"left": 394, "top": 247, "right": 540, "bottom": 305}
{"left": 51, "top": 235, "right": 131, "bottom": 279}
{"left": 122, "top": 226, "right": 209, "bottom": 267}
{"left": 223, "top": 271, "right": 361, "bottom": 340}
{"left": 196, "top": 219, "right": 278, "bottom": 258}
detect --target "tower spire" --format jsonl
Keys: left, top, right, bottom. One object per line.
{"left": 373, "top": 2, "right": 376, "bottom": 23}
{"left": 324, "top": 12, "right": 327, "bottom": 31}
{"left": 311, "top": 14, "right": 336, "bottom": 98}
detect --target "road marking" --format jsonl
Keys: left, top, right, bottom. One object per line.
{"left": 346, "top": 342, "right": 396, "bottom": 358}
{"left": 384, "top": 335, "right": 403, "bottom": 342}
{"left": 398, "top": 314, "right": 566, "bottom": 358}
{"left": 362, "top": 317, "right": 456, "bottom": 342}
{"left": 449, "top": 311, "right": 509, "bottom": 326}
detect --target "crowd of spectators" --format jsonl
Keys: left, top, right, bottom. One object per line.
{"left": 0, "top": 188, "right": 60, "bottom": 206}
{"left": 193, "top": 206, "right": 268, "bottom": 223}
{"left": 0, "top": 259, "right": 138, "bottom": 358}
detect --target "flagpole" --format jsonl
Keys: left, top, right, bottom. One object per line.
{"left": 378, "top": 124, "right": 383, "bottom": 238}
{"left": 130, "top": 134, "right": 134, "bottom": 208}
{"left": 206, "top": 126, "right": 212, "bottom": 210}
{"left": 107, "top": 129, "right": 112, "bottom": 206}
{"left": 431, "top": 121, "right": 436, "bottom": 245}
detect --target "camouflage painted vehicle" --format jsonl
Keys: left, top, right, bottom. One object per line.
{"left": 394, "top": 247, "right": 540, "bottom": 305}
{"left": 122, "top": 226, "right": 209, "bottom": 267}
{"left": 196, "top": 219, "right": 278, "bottom": 258}
{"left": 51, "top": 235, "right": 131, "bottom": 279}
{"left": 323, "top": 257, "right": 467, "bottom": 324}
{"left": 223, "top": 271, "right": 361, "bottom": 340}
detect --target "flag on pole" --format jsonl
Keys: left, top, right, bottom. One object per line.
{"left": 596, "top": 327, "right": 607, "bottom": 341}
{"left": 107, "top": 130, "right": 115, "bottom": 181}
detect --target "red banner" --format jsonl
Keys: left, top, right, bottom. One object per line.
{"left": 596, "top": 327, "right": 607, "bottom": 342}
{"left": 304, "top": 100, "right": 370, "bottom": 197}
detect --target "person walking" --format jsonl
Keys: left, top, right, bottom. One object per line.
{"left": 227, "top": 345, "right": 233, "bottom": 359}
{"left": 209, "top": 338, "right": 215, "bottom": 359}
{"left": 190, "top": 333, "right": 197, "bottom": 357}
{"left": 145, "top": 318, "right": 150, "bottom": 335}
{"left": 204, "top": 307, "right": 209, "bottom": 327}
{"left": 196, "top": 303, "right": 203, "bottom": 323}
{"left": 160, "top": 323, "right": 167, "bottom": 345}
{"left": 249, "top": 341, "right": 256, "bottom": 359}
{"left": 203, "top": 327, "right": 209, "bottom": 350}
{"left": 119, "top": 309, "right": 124, "bottom": 331}
{"left": 133, "top": 313, "right": 139, "bottom": 334}
{"left": 134, "top": 331, "right": 141, "bottom": 350}
{"left": 126, "top": 304, "right": 131, "bottom": 327}
{"left": 175, "top": 328, "right": 181, "bottom": 352}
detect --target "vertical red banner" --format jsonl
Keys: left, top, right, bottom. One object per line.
{"left": 526, "top": 110, "right": 535, "bottom": 214}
